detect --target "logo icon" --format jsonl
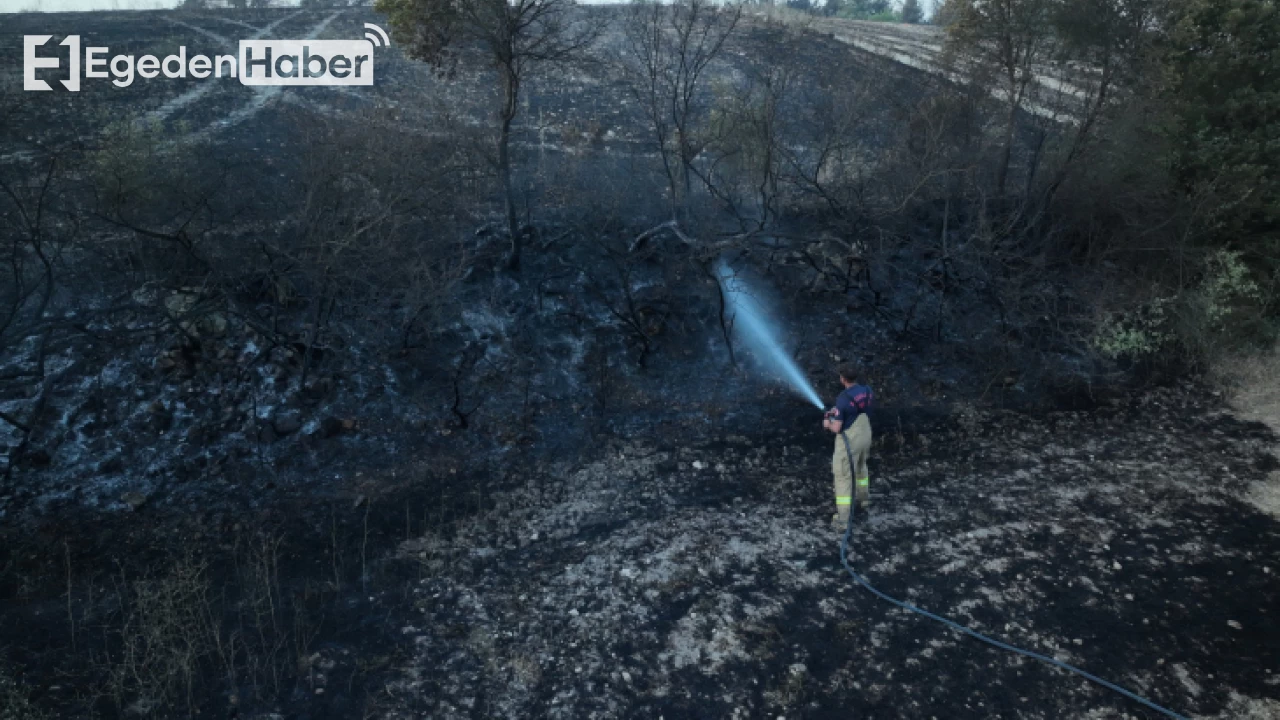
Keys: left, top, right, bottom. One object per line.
{"left": 23, "top": 22, "right": 391, "bottom": 91}
{"left": 364, "top": 23, "right": 391, "bottom": 48}
{"left": 24, "top": 35, "right": 80, "bottom": 92}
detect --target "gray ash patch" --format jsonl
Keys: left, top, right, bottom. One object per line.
{"left": 381, "top": 392, "right": 1280, "bottom": 719}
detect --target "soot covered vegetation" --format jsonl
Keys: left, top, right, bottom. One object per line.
{"left": 0, "top": 1, "right": 1277, "bottom": 718}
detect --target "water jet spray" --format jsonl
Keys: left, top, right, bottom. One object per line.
{"left": 715, "top": 259, "right": 824, "bottom": 410}
{"left": 715, "top": 258, "right": 1184, "bottom": 718}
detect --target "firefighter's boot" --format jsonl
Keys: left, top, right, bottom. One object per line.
{"left": 831, "top": 510, "right": 850, "bottom": 531}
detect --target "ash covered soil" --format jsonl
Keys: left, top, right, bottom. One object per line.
{"left": 378, "top": 389, "right": 1280, "bottom": 720}
{"left": 1, "top": 7, "right": 1280, "bottom": 720}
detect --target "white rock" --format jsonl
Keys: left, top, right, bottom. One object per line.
{"left": 1228, "top": 620, "right": 1242, "bottom": 630}
{"left": 569, "top": 609, "right": 579, "bottom": 617}
{"left": 622, "top": 671, "right": 632, "bottom": 682}
{"left": 1113, "top": 562, "right": 1122, "bottom": 570}
{"left": 692, "top": 461, "right": 706, "bottom": 470}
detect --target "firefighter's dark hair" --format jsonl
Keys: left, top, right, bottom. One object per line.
{"left": 838, "top": 364, "right": 859, "bottom": 384}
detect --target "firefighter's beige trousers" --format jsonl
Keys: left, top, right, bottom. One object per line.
{"left": 832, "top": 414, "right": 872, "bottom": 524}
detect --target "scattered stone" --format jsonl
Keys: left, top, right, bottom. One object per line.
{"left": 692, "top": 461, "right": 706, "bottom": 470}
{"left": 198, "top": 313, "right": 228, "bottom": 337}
{"left": 1228, "top": 620, "right": 1243, "bottom": 630}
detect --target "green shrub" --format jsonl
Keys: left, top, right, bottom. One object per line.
{"left": 1177, "top": 249, "right": 1273, "bottom": 358}
{"left": 1094, "top": 249, "right": 1275, "bottom": 365}
{"left": 1094, "top": 297, "right": 1175, "bottom": 361}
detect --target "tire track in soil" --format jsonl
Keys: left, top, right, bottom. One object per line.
{"left": 148, "top": 10, "right": 302, "bottom": 125}
{"left": 147, "top": 9, "right": 345, "bottom": 143}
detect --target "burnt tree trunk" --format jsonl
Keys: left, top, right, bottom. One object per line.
{"left": 499, "top": 66, "right": 521, "bottom": 270}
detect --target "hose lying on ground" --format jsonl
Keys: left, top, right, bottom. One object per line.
{"left": 836, "top": 432, "right": 1189, "bottom": 720}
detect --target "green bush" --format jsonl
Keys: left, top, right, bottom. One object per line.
{"left": 1094, "top": 297, "right": 1175, "bottom": 361}
{"left": 1094, "top": 250, "right": 1274, "bottom": 365}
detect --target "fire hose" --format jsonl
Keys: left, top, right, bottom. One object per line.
{"left": 836, "top": 431, "right": 1189, "bottom": 719}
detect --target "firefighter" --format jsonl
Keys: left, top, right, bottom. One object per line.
{"left": 823, "top": 365, "right": 873, "bottom": 528}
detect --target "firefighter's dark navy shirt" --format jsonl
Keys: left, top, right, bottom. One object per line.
{"left": 833, "top": 384, "right": 873, "bottom": 432}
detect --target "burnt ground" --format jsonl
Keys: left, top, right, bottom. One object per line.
{"left": 1, "top": 6, "right": 1279, "bottom": 720}
{"left": 375, "top": 389, "right": 1280, "bottom": 720}
{"left": 4, "top": 382, "right": 1279, "bottom": 719}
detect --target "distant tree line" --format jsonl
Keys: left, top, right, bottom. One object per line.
{"left": 939, "top": 0, "right": 1279, "bottom": 367}
{"left": 742, "top": 0, "right": 1276, "bottom": 369}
